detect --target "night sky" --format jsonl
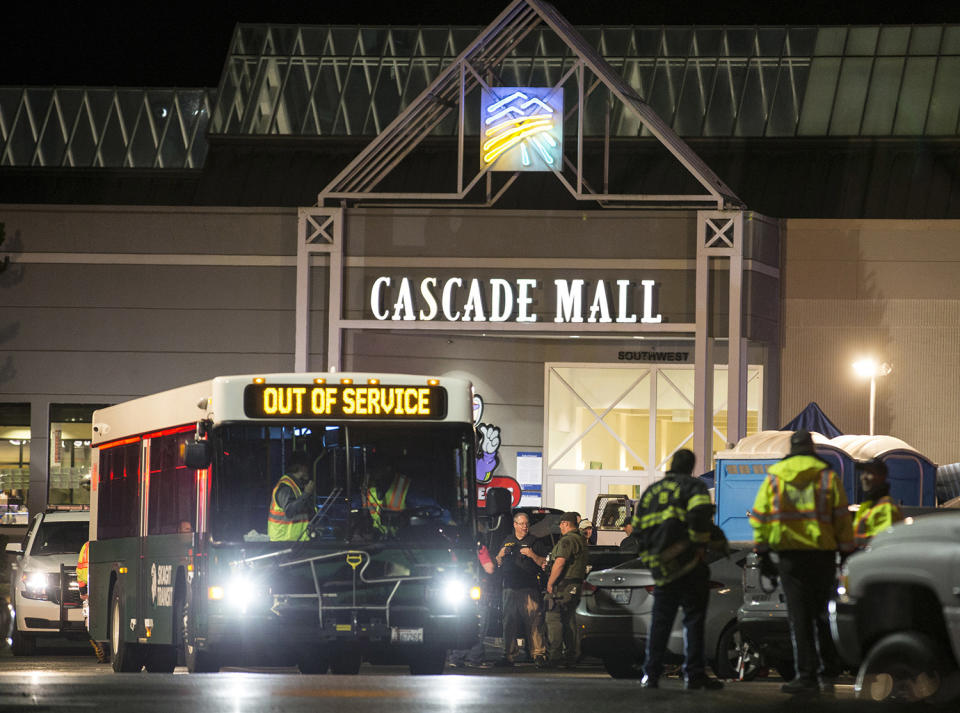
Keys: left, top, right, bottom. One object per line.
{"left": 2, "top": 0, "right": 957, "bottom": 88}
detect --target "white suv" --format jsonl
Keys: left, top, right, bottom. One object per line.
{"left": 6, "top": 509, "right": 89, "bottom": 654}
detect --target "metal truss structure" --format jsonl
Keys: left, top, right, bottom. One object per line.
{"left": 214, "top": 23, "right": 960, "bottom": 141}
{"left": 317, "top": 0, "right": 740, "bottom": 208}
{"left": 0, "top": 88, "right": 213, "bottom": 168}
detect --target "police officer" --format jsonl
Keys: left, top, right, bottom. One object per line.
{"left": 267, "top": 452, "right": 315, "bottom": 541}
{"left": 853, "top": 458, "right": 903, "bottom": 547}
{"left": 634, "top": 449, "right": 723, "bottom": 690}
{"left": 544, "top": 512, "right": 588, "bottom": 668}
{"left": 750, "top": 430, "right": 854, "bottom": 696}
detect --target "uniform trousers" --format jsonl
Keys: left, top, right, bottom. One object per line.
{"left": 544, "top": 582, "right": 581, "bottom": 664}
{"left": 502, "top": 587, "right": 546, "bottom": 660}
{"left": 643, "top": 560, "right": 709, "bottom": 681}
{"left": 776, "top": 550, "right": 838, "bottom": 682}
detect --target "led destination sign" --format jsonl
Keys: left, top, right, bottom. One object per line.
{"left": 243, "top": 384, "right": 447, "bottom": 420}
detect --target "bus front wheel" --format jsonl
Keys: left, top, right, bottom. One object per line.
{"left": 111, "top": 585, "right": 143, "bottom": 672}
{"left": 183, "top": 599, "right": 220, "bottom": 673}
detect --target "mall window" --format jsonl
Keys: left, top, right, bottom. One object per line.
{"left": 48, "top": 404, "right": 108, "bottom": 506}
{"left": 0, "top": 403, "right": 30, "bottom": 521}
{"left": 546, "top": 363, "right": 763, "bottom": 475}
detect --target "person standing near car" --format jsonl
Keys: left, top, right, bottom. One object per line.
{"left": 750, "top": 430, "right": 854, "bottom": 697}
{"left": 853, "top": 458, "right": 903, "bottom": 547}
{"left": 633, "top": 449, "right": 724, "bottom": 690}
{"left": 544, "top": 512, "right": 588, "bottom": 668}
{"left": 77, "top": 541, "right": 107, "bottom": 662}
{"left": 494, "top": 512, "right": 548, "bottom": 667}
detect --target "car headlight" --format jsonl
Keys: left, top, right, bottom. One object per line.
{"left": 21, "top": 572, "right": 51, "bottom": 600}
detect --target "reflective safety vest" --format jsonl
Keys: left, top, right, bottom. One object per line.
{"left": 363, "top": 475, "right": 411, "bottom": 534}
{"left": 750, "top": 455, "right": 854, "bottom": 553}
{"left": 268, "top": 475, "right": 311, "bottom": 541}
{"left": 633, "top": 473, "right": 715, "bottom": 586}
{"left": 77, "top": 541, "right": 90, "bottom": 595}
{"left": 384, "top": 474, "right": 410, "bottom": 511}
{"left": 853, "top": 495, "right": 903, "bottom": 546}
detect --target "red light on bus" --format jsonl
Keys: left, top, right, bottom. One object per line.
{"left": 98, "top": 436, "right": 140, "bottom": 450}
{"left": 142, "top": 424, "right": 195, "bottom": 440}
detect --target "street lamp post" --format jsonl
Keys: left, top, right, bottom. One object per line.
{"left": 852, "top": 358, "right": 892, "bottom": 436}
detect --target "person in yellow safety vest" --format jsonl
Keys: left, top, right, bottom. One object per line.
{"left": 77, "top": 541, "right": 107, "bottom": 662}
{"left": 363, "top": 472, "right": 411, "bottom": 535}
{"left": 268, "top": 452, "right": 315, "bottom": 541}
{"left": 750, "top": 430, "right": 854, "bottom": 698}
{"left": 853, "top": 458, "right": 903, "bottom": 547}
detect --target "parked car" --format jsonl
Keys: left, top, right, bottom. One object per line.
{"left": 576, "top": 549, "right": 748, "bottom": 679}
{"left": 831, "top": 510, "right": 960, "bottom": 703}
{"left": 6, "top": 509, "right": 89, "bottom": 654}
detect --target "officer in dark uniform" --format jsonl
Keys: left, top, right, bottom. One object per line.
{"left": 634, "top": 449, "right": 724, "bottom": 690}
{"left": 544, "top": 512, "right": 588, "bottom": 668}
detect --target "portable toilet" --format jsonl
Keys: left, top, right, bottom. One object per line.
{"left": 714, "top": 430, "right": 857, "bottom": 542}
{"left": 828, "top": 435, "right": 936, "bottom": 507}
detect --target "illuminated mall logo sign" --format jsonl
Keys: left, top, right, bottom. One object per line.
{"left": 481, "top": 87, "right": 562, "bottom": 171}
{"left": 369, "top": 276, "right": 662, "bottom": 324}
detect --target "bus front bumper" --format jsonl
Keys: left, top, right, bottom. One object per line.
{"left": 202, "top": 607, "right": 479, "bottom": 652}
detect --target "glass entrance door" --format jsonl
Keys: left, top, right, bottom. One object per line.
{"left": 544, "top": 362, "right": 763, "bottom": 515}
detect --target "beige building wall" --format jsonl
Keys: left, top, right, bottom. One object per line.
{"left": 782, "top": 220, "right": 960, "bottom": 465}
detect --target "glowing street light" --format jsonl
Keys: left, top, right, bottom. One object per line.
{"left": 852, "top": 358, "right": 892, "bottom": 436}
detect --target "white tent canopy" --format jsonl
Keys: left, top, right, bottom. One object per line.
{"left": 716, "top": 430, "right": 924, "bottom": 462}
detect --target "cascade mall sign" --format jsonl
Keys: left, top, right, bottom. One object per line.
{"left": 370, "top": 276, "right": 662, "bottom": 324}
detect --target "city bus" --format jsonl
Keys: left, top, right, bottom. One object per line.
{"left": 87, "top": 372, "right": 480, "bottom": 674}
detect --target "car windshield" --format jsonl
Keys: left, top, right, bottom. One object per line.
{"left": 30, "top": 520, "right": 88, "bottom": 556}
{"left": 209, "top": 422, "right": 476, "bottom": 547}
{"left": 614, "top": 558, "right": 646, "bottom": 570}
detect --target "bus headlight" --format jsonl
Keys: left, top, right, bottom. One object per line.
{"left": 209, "top": 578, "right": 266, "bottom": 613}
{"left": 432, "top": 578, "right": 481, "bottom": 608}
{"left": 441, "top": 578, "right": 468, "bottom": 606}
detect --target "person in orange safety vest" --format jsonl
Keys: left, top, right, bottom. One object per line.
{"left": 77, "top": 541, "right": 107, "bottom": 663}
{"left": 268, "top": 452, "right": 316, "bottom": 541}
{"left": 363, "top": 471, "right": 411, "bottom": 535}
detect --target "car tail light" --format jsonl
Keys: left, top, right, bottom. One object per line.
{"left": 582, "top": 582, "right": 597, "bottom": 594}
{"left": 643, "top": 585, "right": 656, "bottom": 594}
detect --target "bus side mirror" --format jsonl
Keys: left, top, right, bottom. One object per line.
{"left": 185, "top": 440, "right": 211, "bottom": 470}
{"left": 484, "top": 487, "right": 512, "bottom": 517}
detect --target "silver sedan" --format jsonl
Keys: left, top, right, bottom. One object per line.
{"left": 576, "top": 551, "right": 748, "bottom": 679}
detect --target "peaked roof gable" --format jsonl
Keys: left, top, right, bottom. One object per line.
{"left": 319, "top": 0, "right": 741, "bottom": 209}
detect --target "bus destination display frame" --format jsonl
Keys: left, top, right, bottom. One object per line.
{"left": 242, "top": 383, "right": 448, "bottom": 420}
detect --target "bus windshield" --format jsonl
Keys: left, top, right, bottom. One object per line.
{"left": 209, "top": 422, "right": 475, "bottom": 547}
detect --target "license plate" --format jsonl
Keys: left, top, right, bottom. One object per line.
{"left": 392, "top": 627, "right": 424, "bottom": 643}
{"left": 607, "top": 588, "right": 632, "bottom": 605}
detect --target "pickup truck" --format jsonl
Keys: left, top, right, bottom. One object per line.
{"left": 830, "top": 510, "right": 960, "bottom": 703}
